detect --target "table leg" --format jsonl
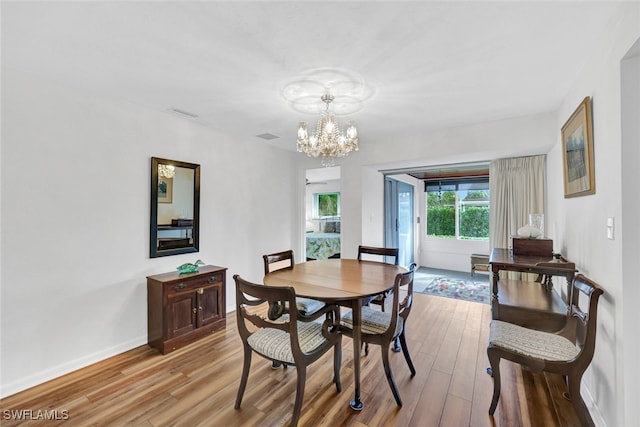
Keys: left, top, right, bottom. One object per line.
{"left": 491, "top": 266, "right": 500, "bottom": 319}
{"left": 349, "top": 298, "right": 364, "bottom": 411}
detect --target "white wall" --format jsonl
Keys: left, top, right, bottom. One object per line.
{"left": 421, "top": 237, "right": 490, "bottom": 272}
{"left": 545, "top": 4, "right": 639, "bottom": 426}
{"left": 0, "top": 70, "right": 297, "bottom": 397}
{"left": 620, "top": 39, "right": 640, "bottom": 427}
{"left": 360, "top": 165, "right": 385, "bottom": 249}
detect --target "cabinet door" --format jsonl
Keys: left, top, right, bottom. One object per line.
{"left": 197, "top": 284, "right": 223, "bottom": 327}
{"left": 166, "top": 292, "right": 197, "bottom": 339}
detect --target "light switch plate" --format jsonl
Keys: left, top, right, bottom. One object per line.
{"left": 606, "top": 217, "right": 615, "bottom": 240}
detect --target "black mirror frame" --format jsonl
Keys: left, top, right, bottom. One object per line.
{"left": 150, "top": 157, "right": 200, "bottom": 258}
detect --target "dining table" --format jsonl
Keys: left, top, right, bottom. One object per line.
{"left": 263, "top": 258, "right": 406, "bottom": 411}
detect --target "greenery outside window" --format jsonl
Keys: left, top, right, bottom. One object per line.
{"left": 426, "top": 179, "right": 489, "bottom": 240}
{"left": 315, "top": 192, "right": 340, "bottom": 218}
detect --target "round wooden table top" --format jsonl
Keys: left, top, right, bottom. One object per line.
{"left": 263, "top": 258, "right": 406, "bottom": 302}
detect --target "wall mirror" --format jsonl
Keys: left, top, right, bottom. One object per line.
{"left": 150, "top": 157, "right": 200, "bottom": 258}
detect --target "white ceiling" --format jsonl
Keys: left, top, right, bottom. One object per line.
{"left": 2, "top": 1, "right": 625, "bottom": 152}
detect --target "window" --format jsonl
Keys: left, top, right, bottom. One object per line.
{"left": 315, "top": 192, "right": 340, "bottom": 218}
{"left": 426, "top": 179, "right": 489, "bottom": 240}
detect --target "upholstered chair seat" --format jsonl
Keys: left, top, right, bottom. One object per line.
{"left": 341, "top": 306, "right": 404, "bottom": 337}
{"left": 294, "top": 298, "right": 326, "bottom": 316}
{"left": 489, "top": 320, "right": 579, "bottom": 361}
{"left": 247, "top": 316, "right": 331, "bottom": 365}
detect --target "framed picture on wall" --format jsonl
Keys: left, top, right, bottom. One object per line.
{"left": 158, "top": 177, "right": 173, "bottom": 203}
{"left": 561, "top": 96, "right": 595, "bottom": 198}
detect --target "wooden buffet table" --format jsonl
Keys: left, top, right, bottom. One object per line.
{"left": 147, "top": 265, "right": 226, "bottom": 354}
{"left": 264, "top": 258, "right": 406, "bottom": 411}
{"left": 490, "top": 248, "right": 577, "bottom": 332}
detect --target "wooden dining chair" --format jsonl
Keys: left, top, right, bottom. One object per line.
{"left": 339, "top": 263, "right": 417, "bottom": 407}
{"left": 357, "top": 245, "right": 399, "bottom": 311}
{"left": 263, "top": 250, "right": 326, "bottom": 318}
{"left": 487, "top": 274, "right": 604, "bottom": 426}
{"left": 357, "top": 245, "right": 399, "bottom": 265}
{"left": 263, "top": 250, "right": 327, "bottom": 368}
{"left": 233, "top": 275, "right": 342, "bottom": 427}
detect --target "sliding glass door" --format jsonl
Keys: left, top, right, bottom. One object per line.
{"left": 385, "top": 177, "right": 414, "bottom": 267}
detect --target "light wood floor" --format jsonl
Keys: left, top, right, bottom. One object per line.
{"left": 1, "top": 294, "right": 583, "bottom": 426}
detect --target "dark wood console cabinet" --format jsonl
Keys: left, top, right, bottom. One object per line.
{"left": 490, "top": 248, "right": 577, "bottom": 332}
{"left": 147, "top": 265, "right": 227, "bottom": 354}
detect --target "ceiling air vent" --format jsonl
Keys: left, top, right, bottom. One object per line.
{"left": 256, "top": 133, "right": 280, "bottom": 140}
{"left": 168, "top": 108, "right": 199, "bottom": 118}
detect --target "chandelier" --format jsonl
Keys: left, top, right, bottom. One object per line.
{"left": 296, "top": 93, "right": 359, "bottom": 167}
{"left": 158, "top": 164, "right": 175, "bottom": 179}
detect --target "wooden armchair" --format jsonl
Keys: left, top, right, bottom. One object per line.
{"left": 487, "top": 274, "right": 604, "bottom": 426}
{"left": 340, "top": 264, "right": 417, "bottom": 406}
{"left": 233, "top": 275, "right": 342, "bottom": 427}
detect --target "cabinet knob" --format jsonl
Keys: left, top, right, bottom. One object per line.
{"left": 197, "top": 287, "right": 204, "bottom": 295}
{"left": 208, "top": 276, "right": 217, "bottom": 283}
{"left": 192, "top": 308, "right": 197, "bottom": 314}
{"left": 175, "top": 283, "right": 186, "bottom": 291}
{"left": 198, "top": 306, "right": 202, "bottom": 311}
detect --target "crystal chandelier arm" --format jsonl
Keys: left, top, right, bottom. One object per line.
{"left": 298, "top": 122, "right": 308, "bottom": 140}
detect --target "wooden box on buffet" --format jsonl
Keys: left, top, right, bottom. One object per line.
{"left": 512, "top": 238, "right": 553, "bottom": 257}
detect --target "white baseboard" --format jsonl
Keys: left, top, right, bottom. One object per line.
{"left": 0, "top": 335, "right": 147, "bottom": 399}
{"left": 584, "top": 383, "right": 608, "bottom": 427}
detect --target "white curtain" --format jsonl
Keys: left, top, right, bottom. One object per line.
{"left": 489, "top": 155, "right": 546, "bottom": 251}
